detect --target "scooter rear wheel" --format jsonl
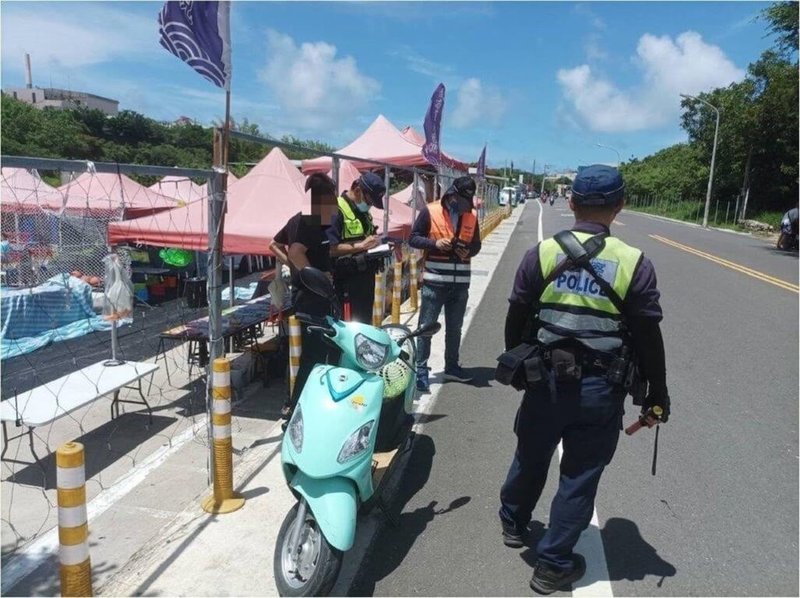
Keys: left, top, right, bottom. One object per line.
{"left": 274, "top": 501, "right": 343, "bottom": 597}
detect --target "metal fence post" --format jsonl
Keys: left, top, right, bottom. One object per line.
{"left": 734, "top": 195, "right": 741, "bottom": 225}
{"left": 725, "top": 201, "right": 731, "bottom": 225}
{"left": 714, "top": 199, "right": 719, "bottom": 225}
{"left": 332, "top": 156, "right": 340, "bottom": 194}
{"left": 207, "top": 169, "right": 226, "bottom": 487}
{"left": 383, "top": 166, "right": 390, "bottom": 236}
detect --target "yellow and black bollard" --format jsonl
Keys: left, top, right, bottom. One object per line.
{"left": 202, "top": 358, "right": 245, "bottom": 514}
{"left": 57, "top": 442, "right": 93, "bottom": 597}
{"left": 391, "top": 259, "right": 402, "bottom": 324}
{"left": 405, "top": 248, "right": 419, "bottom": 313}
{"left": 288, "top": 315, "right": 302, "bottom": 399}
{"left": 372, "top": 269, "right": 386, "bottom": 326}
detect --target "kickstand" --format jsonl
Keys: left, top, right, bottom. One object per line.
{"left": 376, "top": 495, "right": 400, "bottom": 528}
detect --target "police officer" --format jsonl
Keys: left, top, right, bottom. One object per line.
{"left": 327, "top": 172, "right": 387, "bottom": 323}
{"left": 410, "top": 176, "right": 482, "bottom": 391}
{"left": 498, "top": 165, "right": 670, "bottom": 594}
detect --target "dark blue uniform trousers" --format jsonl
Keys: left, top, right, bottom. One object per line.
{"left": 499, "top": 374, "right": 624, "bottom": 570}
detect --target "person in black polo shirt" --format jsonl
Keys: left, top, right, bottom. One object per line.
{"left": 271, "top": 173, "right": 340, "bottom": 419}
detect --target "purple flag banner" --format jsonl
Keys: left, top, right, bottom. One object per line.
{"left": 158, "top": 1, "right": 232, "bottom": 90}
{"left": 422, "top": 83, "right": 446, "bottom": 166}
{"left": 477, "top": 145, "right": 487, "bottom": 179}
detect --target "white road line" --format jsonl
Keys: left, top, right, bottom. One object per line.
{"left": 1, "top": 418, "right": 207, "bottom": 594}
{"left": 537, "top": 199, "right": 544, "bottom": 241}
{"left": 540, "top": 209, "right": 613, "bottom": 598}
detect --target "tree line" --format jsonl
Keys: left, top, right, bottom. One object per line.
{"left": 0, "top": 95, "right": 334, "bottom": 184}
{"left": 620, "top": 2, "right": 798, "bottom": 218}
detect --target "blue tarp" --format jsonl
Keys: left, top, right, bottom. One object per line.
{"left": 1, "top": 275, "right": 113, "bottom": 360}
{"left": 221, "top": 282, "right": 258, "bottom": 302}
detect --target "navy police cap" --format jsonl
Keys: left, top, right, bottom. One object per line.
{"left": 571, "top": 165, "right": 625, "bottom": 206}
{"left": 358, "top": 172, "right": 386, "bottom": 209}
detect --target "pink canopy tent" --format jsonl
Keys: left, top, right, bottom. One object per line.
{"left": 302, "top": 115, "right": 468, "bottom": 174}
{"left": 328, "top": 159, "right": 361, "bottom": 195}
{"left": 60, "top": 172, "right": 178, "bottom": 219}
{"left": 0, "top": 167, "right": 64, "bottom": 215}
{"left": 108, "top": 148, "right": 310, "bottom": 255}
{"left": 150, "top": 175, "right": 205, "bottom": 205}
{"left": 391, "top": 181, "right": 428, "bottom": 210}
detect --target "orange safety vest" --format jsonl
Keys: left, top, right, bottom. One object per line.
{"left": 423, "top": 203, "right": 478, "bottom": 285}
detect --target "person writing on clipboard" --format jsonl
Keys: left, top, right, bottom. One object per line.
{"left": 327, "top": 172, "right": 388, "bottom": 323}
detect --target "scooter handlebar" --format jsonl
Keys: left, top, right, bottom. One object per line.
{"left": 294, "top": 312, "right": 327, "bottom": 327}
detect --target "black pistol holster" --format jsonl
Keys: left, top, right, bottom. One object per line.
{"left": 495, "top": 343, "right": 544, "bottom": 391}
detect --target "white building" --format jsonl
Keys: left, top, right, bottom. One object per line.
{"left": 3, "top": 53, "right": 118, "bottom": 115}
{"left": 4, "top": 86, "right": 119, "bottom": 115}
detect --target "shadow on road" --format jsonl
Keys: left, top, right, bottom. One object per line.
{"left": 518, "top": 517, "right": 675, "bottom": 589}
{"left": 350, "top": 434, "right": 471, "bottom": 596}
{"left": 761, "top": 245, "right": 799, "bottom": 259}
{"left": 462, "top": 366, "right": 497, "bottom": 389}
{"left": 602, "top": 517, "right": 677, "bottom": 585}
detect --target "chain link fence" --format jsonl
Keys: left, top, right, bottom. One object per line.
{"left": 627, "top": 193, "right": 745, "bottom": 228}
{"left": 0, "top": 159, "right": 248, "bottom": 567}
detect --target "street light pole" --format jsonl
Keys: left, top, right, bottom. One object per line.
{"left": 594, "top": 143, "right": 621, "bottom": 167}
{"left": 681, "top": 93, "right": 720, "bottom": 228}
{"left": 540, "top": 164, "right": 551, "bottom": 196}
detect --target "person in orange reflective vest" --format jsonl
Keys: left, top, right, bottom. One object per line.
{"left": 409, "top": 176, "right": 482, "bottom": 392}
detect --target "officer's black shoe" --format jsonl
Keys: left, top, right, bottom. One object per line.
{"left": 501, "top": 521, "right": 526, "bottom": 548}
{"left": 530, "top": 554, "right": 586, "bottom": 595}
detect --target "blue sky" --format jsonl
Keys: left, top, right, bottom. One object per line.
{"left": 2, "top": 1, "right": 774, "bottom": 172}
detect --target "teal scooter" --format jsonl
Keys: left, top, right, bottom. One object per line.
{"left": 273, "top": 267, "right": 440, "bottom": 596}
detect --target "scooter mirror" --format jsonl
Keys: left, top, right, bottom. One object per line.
{"left": 299, "top": 266, "right": 336, "bottom": 301}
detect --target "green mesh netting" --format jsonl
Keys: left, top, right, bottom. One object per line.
{"left": 380, "top": 358, "right": 413, "bottom": 400}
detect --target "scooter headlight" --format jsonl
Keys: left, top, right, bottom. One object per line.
{"left": 287, "top": 406, "right": 303, "bottom": 453}
{"left": 337, "top": 420, "right": 375, "bottom": 464}
{"left": 354, "top": 334, "right": 389, "bottom": 371}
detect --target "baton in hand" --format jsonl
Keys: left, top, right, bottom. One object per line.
{"left": 625, "top": 406, "right": 663, "bottom": 435}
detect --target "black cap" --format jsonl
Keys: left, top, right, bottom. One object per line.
{"left": 358, "top": 172, "right": 386, "bottom": 209}
{"left": 571, "top": 165, "right": 625, "bottom": 206}
{"left": 444, "top": 176, "right": 477, "bottom": 200}
{"left": 304, "top": 173, "right": 336, "bottom": 194}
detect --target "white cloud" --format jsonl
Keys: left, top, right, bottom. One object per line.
{"left": 392, "top": 47, "right": 455, "bottom": 81}
{"left": 557, "top": 31, "right": 745, "bottom": 133}
{"left": 1, "top": 5, "right": 157, "bottom": 74}
{"left": 259, "top": 30, "right": 380, "bottom": 131}
{"left": 585, "top": 34, "right": 608, "bottom": 62}
{"left": 450, "top": 78, "right": 508, "bottom": 129}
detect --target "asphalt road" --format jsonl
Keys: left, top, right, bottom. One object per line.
{"left": 351, "top": 201, "right": 799, "bottom": 596}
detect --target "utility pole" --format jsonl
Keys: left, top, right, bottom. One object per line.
{"left": 681, "top": 93, "right": 720, "bottom": 228}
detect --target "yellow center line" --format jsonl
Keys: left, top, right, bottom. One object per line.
{"left": 650, "top": 234, "right": 799, "bottom": 294}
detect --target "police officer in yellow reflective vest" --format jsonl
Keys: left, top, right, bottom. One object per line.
{"left": 498, "top": 165, "right": 671, "bottom": 594}
{"left": 327, "top": 172, "right": 387, "bottom": 323}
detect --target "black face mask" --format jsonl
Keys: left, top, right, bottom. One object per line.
{"left": 455, "top": 195, "right": 474, "bottom": 214}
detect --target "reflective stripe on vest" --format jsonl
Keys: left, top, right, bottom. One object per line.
{"left": 423, "top": 204, "right": 478, "bottom": 285}
{"left": 337, "top": 196, "right": 374, "bottom": 241}
{"left": 536, "top": 232, "right": 641, "bottom": 353}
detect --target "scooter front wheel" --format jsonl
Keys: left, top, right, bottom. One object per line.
{"left": 274, "top": 500, "right": 343, "bottom": 597}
